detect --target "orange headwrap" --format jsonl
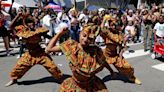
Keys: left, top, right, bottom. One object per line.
{"left": 82, "top": 23, "right": 100, "bottom": 39}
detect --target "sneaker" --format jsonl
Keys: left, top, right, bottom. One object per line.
{"left": 138, "top": 40, "right": 141, "bottom": 43}
{"left": 129, "top": 50, "right": 135, "bottom": 53}
{"left": 58, "top": 52, "right": 62, "bottom": 56}
{"left": 144, "top": 49, "right": 148, "bottom": 52}
{"left": 7, "top": 53, "right": 10, "bottom": 56}
{"left": 6, "top": 51, "right": 10, "bottom": 56}
{"left": 162, "top": 55, "right": 164, "bottom": 58}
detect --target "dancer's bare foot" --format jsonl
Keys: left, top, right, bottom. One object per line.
{"left": 134, "top": 78, "right": 142, "bottom": 85}
{"left": 129, "top": 77, "right": 142, "bottom": 85}
{"left": 5, "top": 79, "right": 17, "bottom": 87}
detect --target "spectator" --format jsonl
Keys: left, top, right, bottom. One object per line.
{"left": 78, "top": 8, "right": 89, "bottom": 29}
{"left": 142, "top": 9, "right": 154, "bottom": 52}
{"left": 70, "top": 9, "right": 80, "bottom": 42}
{"left": 153, "top": 15, "right": 164, "bottom": 45}
{"left": 124, "top": 21, "right": 136, "bottom": 48}
{"left": 42, "top": 9, "right": 53, "bottom": 45}
{"left": 0, "top": 3, "right": 10, "bottom": 56}
{"left": 127, "top": 9, "right": 135, "bottom": 22}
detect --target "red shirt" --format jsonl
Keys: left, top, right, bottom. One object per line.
{"left": 0, "top": 14, "right": 5, "bottom": 27}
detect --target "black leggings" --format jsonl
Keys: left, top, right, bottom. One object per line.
{"left": 0, "top": 26, "right": 9, "bottom": 37}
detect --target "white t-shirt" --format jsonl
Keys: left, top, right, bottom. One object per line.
{"left": 154, "top": 22, "right": 164, "bottom": 37}
{"left": 78, "top": 13, "right": 88, "bottom": 24}
{"left": 42, "top": 14, "right": 51, "bottom": 28}
{"left": 56, "top": 12, "right": 71, "bottom": 30}
{"left": 57, "top": 12, "right": 70, "bottom": 24}
{"left": 127, "top": 15, "right": 135, "bottom": 22}
{"left": 55, "top": 22, "right": 69, "bottom": 33}
{"left": 42, "top": 14, "right": 52, "bottom": 44}
{"left": 125, "top": 25, "right": 135, "bottom": 35}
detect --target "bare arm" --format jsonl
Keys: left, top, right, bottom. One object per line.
{"left": 100, "top": 18, "right": 106, "bottom": 28}
{"left": 46, "top": 33, "right": 62, "bottom": 53}
{"left": 9, "top": 12, "right": 22, "bottom": 29}
{"left": 46, "top": 27, "right": 69, "bottom": 53}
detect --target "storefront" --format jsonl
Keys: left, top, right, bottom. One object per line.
{"left": 137, "top": 0, "right": 164, "bottom": 9}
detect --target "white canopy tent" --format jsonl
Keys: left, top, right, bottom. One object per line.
{"left": 12, "top": 2, "right": 23, "bottom": 11}
{"left": 86, "top": 0, "right": 131, "bottom": 9}
{"left": 14, "top": 0, "right": 38, "bottom": 8}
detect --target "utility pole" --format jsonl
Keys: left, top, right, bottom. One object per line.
{"left": 73, "top": 0, "right": 76, "bottom": 9}
{"left": 137, "top": 0, "right": 142, "bottom": 9}
{"left": 84, "top": 0, "right": 87, "bottom": 8}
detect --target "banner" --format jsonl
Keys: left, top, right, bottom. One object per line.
{"left": 87, "top": 0, "right": 131, "bottom": 10}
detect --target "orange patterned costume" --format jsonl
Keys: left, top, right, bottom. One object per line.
{"left": 100, "top": 27, "right": 137, "bottom": 81}
{"left": 10, "top": 26, "right": 62, "bottom": 80}
{"left": 59, "top": 39, "right": 108, "bottom": 92}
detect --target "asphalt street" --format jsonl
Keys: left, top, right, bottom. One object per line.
{"left": 0, "top": 39, "right": 164, "bottom": 92}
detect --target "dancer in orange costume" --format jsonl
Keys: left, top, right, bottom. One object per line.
{"left": 5, "top": 16, "right": 63, "bottom": 87}
{"left": 100, "top": 16, "right": 142, "bottom": 85}
{"left": 46, "top": 23, "right": 113, "bottom": 91}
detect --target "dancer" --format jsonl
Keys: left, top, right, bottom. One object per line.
{"left": 100, "top": 16, "right": 142, "bottom": 85}
{"left": 46, "top": 24, "right": 113, "bottom": 91}
{"left": 5, "top": 16, "right": 63, "bottom": 87}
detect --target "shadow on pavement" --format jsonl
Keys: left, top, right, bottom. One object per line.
{"left": 0, "top": 49, "right": 18, "bottom": 57}
{"left": 156, "top": 57, "right": 164, "bottom": 62}
{"left": 17, "top": 74, "right": 71, "bottom": 85}
{"left": 103, "top": 73, "right": 134, "bottom": 84}
{"left": 0, "top": 52, "right": 18, "bottom": 57}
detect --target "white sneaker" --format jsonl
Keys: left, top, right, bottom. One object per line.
{"left": 58, "top": 53, "right": 62, "bottom": 56}
{"left": 7, "top": 53, "right": 10, "bottom": 56}
{"left": 6, "top": 51, "right": 10, "bottom": 56}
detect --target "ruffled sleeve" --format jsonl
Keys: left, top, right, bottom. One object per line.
{"left": 16, "top": 27, "right": 48, "bottom": 38}
{"left": 60, "top": 39, "right": 79, "bottom": 66}
{"left": 35, "top": 27, "right": 49, "bottom": 34}
{"left": 100, "top": 27, "right": 123, "bottom": 45}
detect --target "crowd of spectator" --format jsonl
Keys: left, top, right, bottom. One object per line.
{"left": 0, "top": 1, "right": 164, "bottom": 57}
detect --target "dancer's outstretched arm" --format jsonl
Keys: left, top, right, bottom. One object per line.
{"left": 46, "top": 27, "right": 69, "bottom": 53}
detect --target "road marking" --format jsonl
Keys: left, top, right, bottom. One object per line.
{"left": 0, "top": 48, "right": 19, "bottom": 51}
{"left": 100, "top": 47, "right": 150, "bottom": 59}
{"left": 0, "top": 38, "right": 3, "bottom": 42}
{"left": 58, "top": 64, "right": 63, "bottom": 66}
{"left": 152, "top": 63, "right": 164, "bottom": 72}
{"left": 127, "top": 42, "right": 142, "bottom": 46}
{"left": 0, "top": 42, "right": 15, "bottom": 46}
{"left": 123, "top": 49, "right": 150, "bottom": 59}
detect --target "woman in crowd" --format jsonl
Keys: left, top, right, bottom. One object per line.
{"left": 124, "top": 21, "right": 137, "bottom": 46}
{"left": 46, "top": 22, "right": 114, "bottom": 91}
{"left": 100, "top": 16, "right": 142, "bottom": 85}
{"left": 153, "top": 15, "right": 164, "bottom": 45}
{"left": 142, "top": 9, "right": 154, "bottom": 52}
{"left": 70, "top": 9, "right": 80, "bottom": 42}
{"left": 0, "top": 1, "right": 10, "bottom": 56}
{"left": 5, "top": 14, "right": 63, "bottom": 87}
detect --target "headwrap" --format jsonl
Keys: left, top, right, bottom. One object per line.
{"left": 103, "top": 15, "right": 112, "bottom": 21}
{"left": 82, "top": 23, "right": 100, "bottom": 39}
{"left": 103, "top": 14, "right": 117, "bottom": 25}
